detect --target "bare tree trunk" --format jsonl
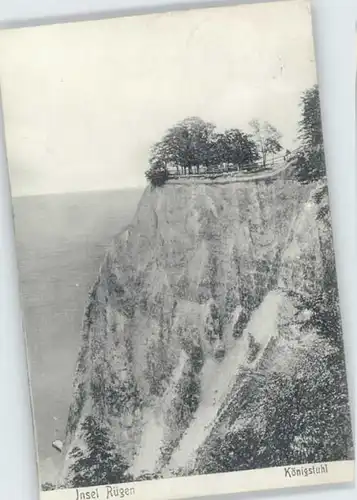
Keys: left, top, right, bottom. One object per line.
{"left": 262, "top": 151, "right": 267, "bottom": 168}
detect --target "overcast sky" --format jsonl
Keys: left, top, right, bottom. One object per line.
{"left": 0, "top": 0, "right": 317, "bottom": 197}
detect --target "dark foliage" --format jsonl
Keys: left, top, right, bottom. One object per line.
{"left": 294, "top": 148, "right": 326, "bottom": 184}
{"left": 313, "top": 184, "right": 330, "bottom": 223}
{"left": 299, "top": 85, "right": 324, "bottom": 149}
{"left": 145, "top": 166, "right": 169, "bottom": 187}
{"left": 190, "top": 339, "right": 205, "bottom": 374}
{"left": 294, "top": 85, "right": 326, "bottom": 183}
{"left": 289, "top": 185, "right": 342, "bottom": 347}
{"left": 149, "top": 117, "right": 215, "bottom": 177}
{"left": 174, "top": 370, "right": 201, "bottom": 423}
{"left": 136, "top": 472, "right": 163, "bottom": 481}
{"left": 196, "top": 341, "right": 352, "bottom": 475}
{"left": 209, "top": 129, "right": 259, "bottom": 168}
{"left": 232, "top": 309, "right": 250, "bottom": 339}
{"left": 145, "top": 116, "right": 268, "bottom": 186}
{"left": 205, "top": 300, "right": 222, "bottom": 345}
{"left": 107, "top": 376, "right": 141, "bottom": 415}
{"left": 68, "top": 416, "right": 132, "bottom": 488}
{"left": 247, "top": 333, "right": 261, "bottom": 363}
{"left": 42, "top": 482, "right": 56, "bottom": 491}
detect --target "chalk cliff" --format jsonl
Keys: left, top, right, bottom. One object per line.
{"left": 60, "top": 176, "right": 352, "bottom": 486}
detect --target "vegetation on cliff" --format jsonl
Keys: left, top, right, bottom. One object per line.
{"left": 294, "top": 85, "right": 327, "bottom": 184}
{"left": 145, "top": 84, "right": 327, "bottom": 188}
{"left": 192, "top": 186, "right": 353, "bottom": 475}
{"left": 145, "top": 117, "right": 279, "bottom": 186}
{"left": 67, "top": 416, "right": 131, "bottom": 487}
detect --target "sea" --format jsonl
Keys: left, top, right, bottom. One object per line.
{"left": 12, "top": 187, "right": 144, "bottom": 483}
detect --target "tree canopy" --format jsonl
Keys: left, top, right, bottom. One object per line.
{"left": 149, "top": 117, "right": 215, "bottom": 176}
{"left": 145, "top": 116, "right": 270, "bottom": 187}
{"left": 299, "top": 85, "right": 324, "bottom": 149}
{"left": 144, "top": 85, "right": 329, "bottom": 188}
{"left": 210, "top": 129, "right": 259, "bottom": 167}
{"left": 249, "top": 119, "right": 283, "bottom": 167}
{"left": 294, "top": 85, "right": 326, "bottom": 183}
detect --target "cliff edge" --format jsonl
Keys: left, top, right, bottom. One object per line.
{"left": 60, "top": 177, "right": 352, "bottom": 486}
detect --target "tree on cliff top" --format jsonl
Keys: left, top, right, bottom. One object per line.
{"left": 153, "top": 116, "right": 215, "bottom": 174}
{"left": 68, "top": 416, "right": 132, "bottom": 487}
{"left": 145, "top": 163, "right": 169, "bottom": 187}
{"left": 294, "top": 85, "right": 326, "bottom": 183}
{"left": 209, "top": 129, "right": 259, "bottom": 167}
{"left": 145, "top": 116, "right": 215, "bottom": 186}
{"left": 249, "top": 119, "right": 282, "bottom": 167}
{"left": 145, "top": 117, "right": 263, "bottom": 186}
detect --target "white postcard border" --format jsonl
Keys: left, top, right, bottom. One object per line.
{"left": 42, "top": 460, "right": 355, "bottom": 500}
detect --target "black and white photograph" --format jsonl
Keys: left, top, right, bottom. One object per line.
{"left": 0, "top": 0, "right": 354, "bottom": 498}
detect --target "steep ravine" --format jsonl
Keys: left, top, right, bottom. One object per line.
{"left": 59, "top": 177, "right": 352, "bottom": 485}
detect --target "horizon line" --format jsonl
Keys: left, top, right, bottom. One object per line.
{"left": 11, "top": 184, "right": 147, "bottom": 200}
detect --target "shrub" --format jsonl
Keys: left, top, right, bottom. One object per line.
{"left": 42, "top": 482, "right": 56, "bottom": 491}
{"left": 68, "top": 416, "right": 132, "bottom": 488}
{"left": 145, "top": 166, "right": 169, "bottom": 187}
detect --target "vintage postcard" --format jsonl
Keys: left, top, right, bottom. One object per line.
{"left": 0, "top": 0, "right": 354, "bottom": 498}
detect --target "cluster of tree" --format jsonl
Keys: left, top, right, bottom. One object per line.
{"left": 145, "top": 117, "right": 282, "bottom": 187}
{"left": 145, "top": 83, "right": 327, "bottom": 187}
{"left": 293, "top": 84, "right": 326, "bottom": 183}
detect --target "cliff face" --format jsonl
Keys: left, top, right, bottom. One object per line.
{"left": 61, "top": 177, "right": 352, "bottom": 484}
